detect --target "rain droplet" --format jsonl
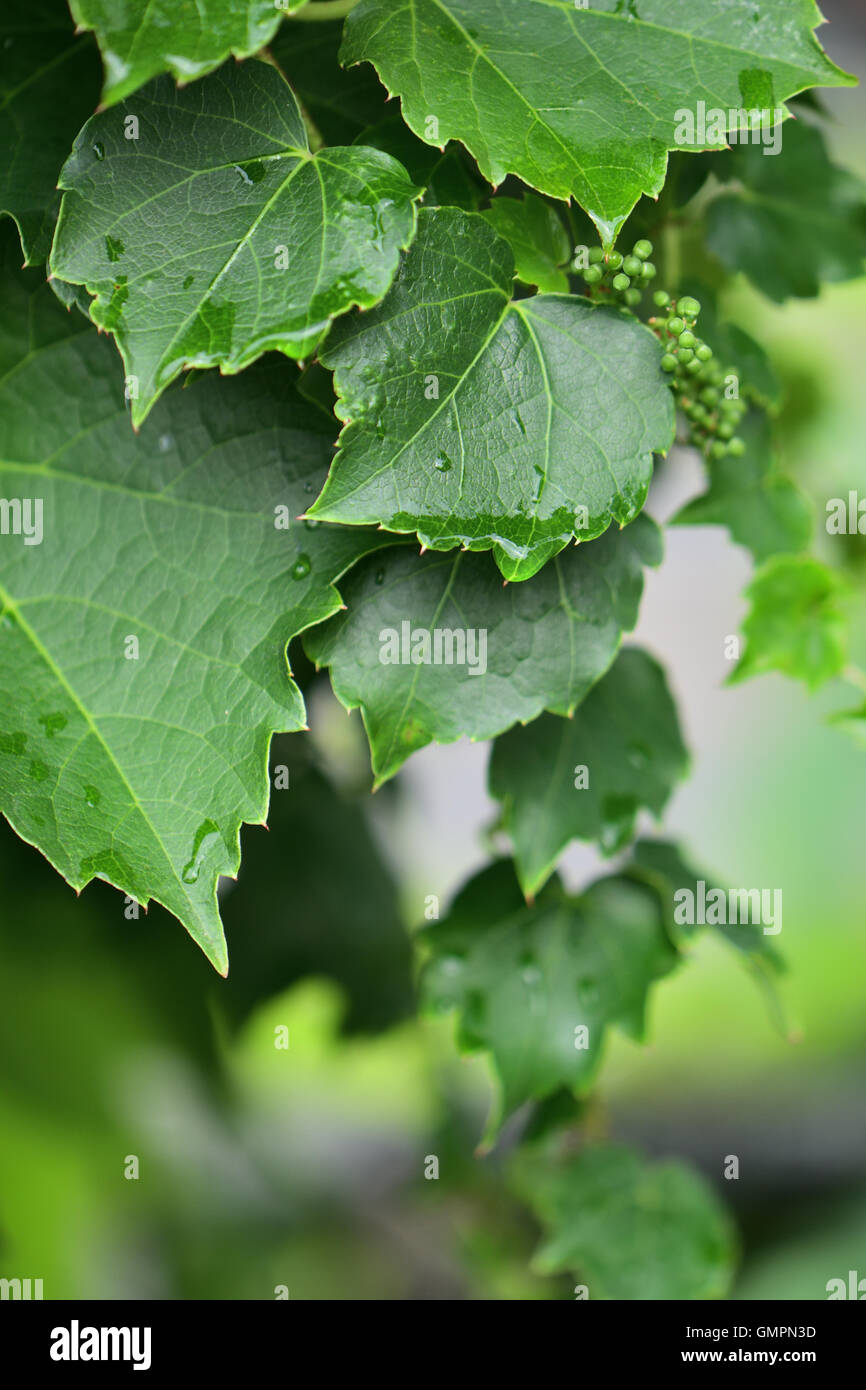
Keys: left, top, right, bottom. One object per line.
{"left": 181, "top": 819, "right": 220, "bottom": 885}
{"left": 291, "top": 553, "right": 312, "bottom": 580}
{"left": 158, "top": 433, "right": 174, "bottom": 452}
{"left": 433, "top": 452, "right": 452, "bottom": 472}
{"left": 374, "top": 568, "right": 385, "bottom": 585}
{"left": 183, "top": 274, "right": 194, "bottom": 290}
{"left": 303, "top": 518, "right": 320, "bottom": 531}
{"left": 83, "top": 783, "right": 101, "bottom": 808}
{"left": 0, "top": 731, "right": 27, "bottom": 756}
{"left": 29, "top": 759, "right": 49, "bottom": 782}
{"left": 92, "top": 141, "right": 105, "bottom": 161}
{"left": 39, "top": 712, "right": 68, "bottom": 738}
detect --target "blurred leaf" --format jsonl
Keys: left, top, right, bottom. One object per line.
{"left": 626, "top": 839, "right": 784, "bottom": 970}
{"left": 730, "top": 555, "right": 848, "bottom": 690}
{"left": 673, "top": 410, "right": 813, "bottom": 562}
{"left": 514, "top": 1141, "right": 736, "bottom": 1300}
{"left": 706, "top": 122, "right": 866, "bottom": 302}
{"left": 490, "top": 648, "right": 689, "bottom": 896}
{"left": 421, "top": 862, "right": 678, "bottom": 1132}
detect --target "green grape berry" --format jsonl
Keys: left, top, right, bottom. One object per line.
{"left": 696, "top": 344, "right": 713, "bottom": 362}
{"left": 700, "top": 387, "right": 720, "bottom": 406}
{"left": 584, "top": 265, "right": 603, "bottom": 284}
{"left": 678, "top": 330, "right": 696, "bottom": 349}
{"left": 678, "top": 296, "right": 702, "bottom": 318}
{"left": 717, "top": 422, "right": 735, "bottom": 440}
{"left": 678, "top": 348, "right": 695, "bottom": 365}
{"left": 588, "top": 246, "right": 605, "bottom": 264}
{"left": 728, "top": 437, "right": 746, "bottom": 456}
{"left": 624, "top": 288, "right": 642, "bottom": 306}
{"left": 612, "top": 273, "right": 631, "bottom": 291}
{"left": 661, "top": 354, "right": 677, "bottom": 372}
{"left": 710, "top": 440, "right": 727, "bottom": 459}
{"left": 607, "top": 250, "right": 623, "bottom": 270}
{"left": 623, "top": 255, "right": 642, "bottom": 277}
{"left": 686, "top": 358, "right": 703, "bottom": 375}
{"left": 633, "top": 239, "right": 653, "bottom": 260}
{"left": 653, "top": 290, "right": 670, "bottom": 307}
{"left": 667, "top": 316, "right": 685, "bottom": 336}
{"left": 640, "top": 261, "right": 656, "bottom": 279}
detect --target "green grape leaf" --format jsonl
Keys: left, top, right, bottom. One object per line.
{"left": 308, "top": 207, "right": 675, "bottom": 581}
{"left": 482, "top": 195, "right": 572, "bottom": 292}
{"left": 270, "top": 20, "right": 488, "bottom": 208}
{"left": 304, "top": 515, "right": 661, "bottom": 785}
{"left": 342, "top": 0, "right": 853, "bottom": 245}
{"left": 0, "top": 0, "right": 101, "bottom": 264}
{"left": 67, "top": 0, "right": 307, "bottom": 107}
{"left": 673, "top": 410, "right": 812, "bottom": 562}
{"left": 514, "top": 1142, "right": 736, "bottom": 1300}
{"left": 49, "top": 60, "right": 420, "bottom": 428}
{"left": 422, "top": 863, "right": 678, "bottom": 1129}
{"left": 355, "top": 113, "right": 489, "bottom": 211}
{"left": 49, "top": 275, "right": 94, "bottom": 321}
{"left": 271, "top": 18, "right": 390, "bottom": 147}
{"left": 730, "top": 555, "right": 848, "bottom": 691}
{"left": 490, "top": 648, "right": 689, "bottom": 897}
{"left": 0, "top": 240, "right": 383, "bottom": 973}
{"left": 706, "top": 121, "right": 866, "bottom": 301}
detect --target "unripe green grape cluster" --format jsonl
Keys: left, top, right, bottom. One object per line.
{"left": 581, "top": 237, "right": 656, "bottom": 306}
{"left": 649, "top": 294, "right": 746, "bottom": 459}
{"left": 580, "top": 242, "right": 746, "bottom": 459}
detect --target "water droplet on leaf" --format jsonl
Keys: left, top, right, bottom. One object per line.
{"left": 181, "top": 819, "right": 220, "bottom": 885}
{"left": 38, "top": 712, "right": 68, "bottom": 738}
